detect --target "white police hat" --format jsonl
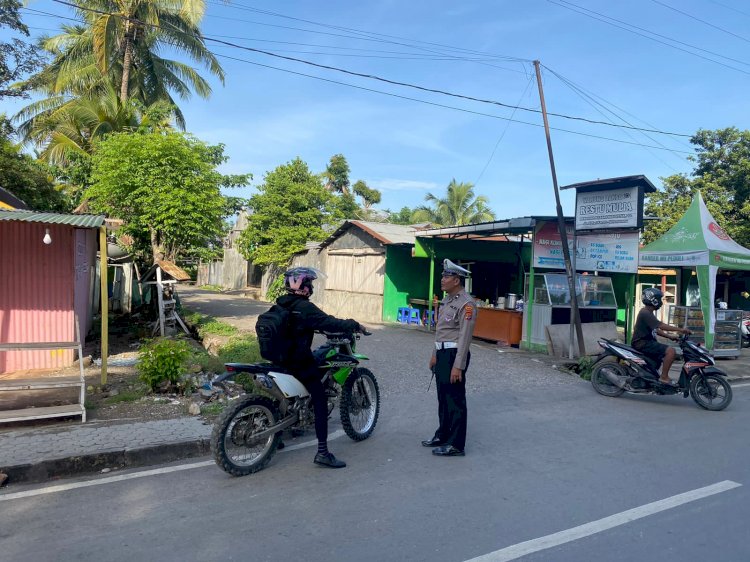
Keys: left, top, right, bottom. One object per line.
{"left": 442, "top": 259, "right": 470, "bottom": 278}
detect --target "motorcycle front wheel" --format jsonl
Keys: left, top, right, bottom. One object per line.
{"left": 211, "top": 395, "right": 282, "bottom": 476}
{"left": 340, "top": 367, "right": 380, "bottom": 441}
{"left": 591, "top": 356, "right": 626, "bottom": 397}
{"left": 689, "top": 373, "right": 733, "bottom": 411}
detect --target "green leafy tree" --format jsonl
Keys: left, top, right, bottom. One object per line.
{"left": 412, "top": 179, "right": 495, "bottom": 226}
{"left": 352, "top": 179, "right": 381, "bottom": 209}
{"left": 386, "top": 206, "right": 417, "bottom": 225}
{"left": 324, "top": 153, "right": 351, "bottom": 195}
{"left": 0, "top": 131, "right": 71, "bottom": 211}
{"left": 0, "top": 0, "right": 45, "bottom": 100}
{"left": 643, "top": 127, "right": 748, "bottom": 245}
{"left": 238, "top": 158, "right": 338, "bottom": 267}
{"left": 86, "top": 131, "right": 249, "bottom": 263}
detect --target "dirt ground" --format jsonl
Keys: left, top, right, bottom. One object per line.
{"left": 0, "top": 315, "right": 216, "bottom": 429}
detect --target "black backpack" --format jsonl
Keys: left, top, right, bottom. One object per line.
{"left": 256, "top": 301, "right": 299, "bottom": 364}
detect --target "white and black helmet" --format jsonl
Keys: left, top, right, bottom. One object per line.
{"left": 642, "top": 288, "right": 664, "bottom": 309}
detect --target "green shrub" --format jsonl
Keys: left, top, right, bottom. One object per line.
{"left": 576, "top": 356, "right": 595, "bottom": 381}
{"left": 266, "top": 273, "right": 286, "bottom": 302}
{"left": 181, "top": 308, "right": 238, "bottom": 337}
{"left": 138, "top": 338, "right": 193, "bottom": 391}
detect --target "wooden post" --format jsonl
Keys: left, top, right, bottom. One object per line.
{"left": 533, "top": 60, "right": 585, "bottom": 357}
{"left": 156, "top": 266, "right": 165, "bottom": 336}
{"left": 99, "top": 226, "right": 108, "bottom": 385}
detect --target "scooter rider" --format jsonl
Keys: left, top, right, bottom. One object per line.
{"left": 277, "top": 267, "right": 368, "bottom": 469}
{"left": 631, "top": 288, "right": 690, "bottom": 385}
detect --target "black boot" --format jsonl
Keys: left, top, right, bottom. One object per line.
{"left": 314, "top": 451, "right": 346, "bottom": 468}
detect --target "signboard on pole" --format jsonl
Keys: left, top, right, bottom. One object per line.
{"left": 574, "top": 186, "right": 642, "bottom": 231}
{"left": 534, "top": 221, "right": 639, "bottom": 273}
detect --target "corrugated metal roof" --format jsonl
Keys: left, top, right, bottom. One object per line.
{"left": 0, "top": 210, "right": 105, "bottom": 228}
{"left": 320, "top": 220, "right": 417, "bottom": 248}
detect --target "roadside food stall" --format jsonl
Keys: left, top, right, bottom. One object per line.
{"left": 639, "top": 192, "right": 750, "bottom": 357}
{"left": 413, "top": 218, "right": 537, "bottom": 345}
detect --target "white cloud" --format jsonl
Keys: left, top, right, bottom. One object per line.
{"left": 368, "top": 179, "right": 439, "bottom": 192}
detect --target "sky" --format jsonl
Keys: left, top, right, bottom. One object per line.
{"left": 2, "top": 0, "right": 750, "bottom": 221}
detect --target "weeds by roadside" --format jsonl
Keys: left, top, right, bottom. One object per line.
{"left": 182, "top": 308, "right": 238, "bottom": 337}
{"left": 198, "top": 284, "right": 224, "bottom": 292}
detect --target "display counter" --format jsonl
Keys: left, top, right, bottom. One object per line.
{"left": 668, "top": 305, "right": 742, "bottom": 358}
{"left": 473, "top": 307, "right": 523, "bottom": 345}
{"left": 523, "top": 273, "right": 618, "bottom": 347}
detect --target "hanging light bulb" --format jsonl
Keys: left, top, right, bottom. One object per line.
{"left": 43, "top": 228, "right": 52, "bottom": 245}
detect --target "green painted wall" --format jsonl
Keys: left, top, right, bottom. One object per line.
{"left": 383, "top": 246, "right": 431, "bottom": 322}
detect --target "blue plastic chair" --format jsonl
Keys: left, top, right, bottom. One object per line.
{"left": 397, "top": 307, "right": 411, "bottom": 323}
{"left": 407, "top": 308, "right": 421, "bottom": 325}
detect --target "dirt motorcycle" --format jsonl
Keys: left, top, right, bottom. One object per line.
{"left": 590, "top": 335, "right": 732, "bottom": 411}
{"left": 210, "top": 330, "right": 380, "bottom": 476}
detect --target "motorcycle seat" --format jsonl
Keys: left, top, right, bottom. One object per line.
{"left": 601, "top": 339, "right": 661, "bottom": 373}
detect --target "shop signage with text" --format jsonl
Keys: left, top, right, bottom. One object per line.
{"left": 534, "top": 221, "right": 639, "bottom": 273}
{"left": 575, "top": 186, "right": 641, "bottom": 230}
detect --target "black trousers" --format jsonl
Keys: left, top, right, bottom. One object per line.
{"left": 293, "top": 364, "right": 328, "bottom": 445}
{"left": 433, "top": 348, "right": 469, "bottom": 451}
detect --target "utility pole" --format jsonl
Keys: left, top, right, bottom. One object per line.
{"left": 533, "top": 60, "right": 585, "bottom": 358}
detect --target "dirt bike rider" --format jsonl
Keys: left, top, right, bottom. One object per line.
{"left": 631, "top": 288, "right": 691, "bottom": 385}
{"left": 276, "top": 266, "right": 369, "bottom": 469}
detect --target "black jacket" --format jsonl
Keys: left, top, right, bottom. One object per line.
{"left": 276, "top": 294, "right": 360, "bottom": 369}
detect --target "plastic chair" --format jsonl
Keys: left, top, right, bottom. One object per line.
{"left": 422, "top": 309, "right": 436, "bottom": 328}
{"left": 397, "top": 307, "right": 411, "bottom": 323}
{"left": 407, "top": 308, "right": 421, "bottom": 325}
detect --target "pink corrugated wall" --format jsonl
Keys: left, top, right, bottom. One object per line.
{"left": 0, "top": 222, "right": 75, "bottom": 373}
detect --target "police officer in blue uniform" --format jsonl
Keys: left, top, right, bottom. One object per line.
{"left": 422, "top": 259, "right": 477, "bottom": 457}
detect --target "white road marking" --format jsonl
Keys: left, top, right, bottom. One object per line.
{"left": 731, "top": 382, "right": 750, "bottom": 388}
{"left": 465, "top": 480, "right": 742, "bottom": 562}
{"left": 0, "top": 429, "right": 345, "bottom": 502}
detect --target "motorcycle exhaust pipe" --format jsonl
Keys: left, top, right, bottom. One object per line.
{"left": 602, "top": 368, "right": 626, "bottom": 389}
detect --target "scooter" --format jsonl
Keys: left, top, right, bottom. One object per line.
{"left": 590, "top": 335, "right": 732, "bottom": 411}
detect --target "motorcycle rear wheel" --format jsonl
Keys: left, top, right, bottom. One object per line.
{"left": 340, "top": 367, "right": 380, "bottom": 441}
{"left": 211, "top": 395, "right": 282, "bottom": 476}
{"left": 689, "top": 373, "right": 732, "bottom": 411}
{"left": 591, "top": 356, "right": 626, "bottom": 397}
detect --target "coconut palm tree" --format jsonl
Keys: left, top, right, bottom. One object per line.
{"left": 16, "top": 80, "right": 173, "bottom": 164}
{"left": 412, "top": 179, "right": 496, "bottom": 226}
{"left": 15, "top": 0, "right": 223, "bottom": 134}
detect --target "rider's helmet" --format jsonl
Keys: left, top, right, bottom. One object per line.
{"left": 642, "top": 287, "right": 664, "bottom": 309}
{"left": 283, "top": 267, "right": 320, "bottom": 297}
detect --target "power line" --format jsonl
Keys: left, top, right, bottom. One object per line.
{"left": 474, "top": 76, "right": 535, "bottom": 186}
{"left": 651, "top": 0, "right": 750, "bottom": 44}
{"left": 206, "top": 0, "right": 531, "bottom": 63}
{"left": 547, "top": 0, "right": 750, "bottom": 74}
{"left": 34, "top": 1, "right": 695, "bottom": 147}
{"left": 708, "top": 0, "right": 750, "bottom": 19}
{"left": 544, "top": 66, "right": 688, "bottom": 169}
{"left": 213, "top": 51, "right": 693, "bottom": 154}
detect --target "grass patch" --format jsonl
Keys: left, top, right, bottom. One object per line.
{"left": 199, "top": 284, "right": 224, "bottom": 292}
{"left": 103, "top": 388, "right": 148, "bottom": 405}
{"left": 181, "top": 308, "right": 238, "bottom": 337}
{"left": 200, "top": 402, "right": 227, "bottom": 416}
{"left": 192, "top": 333, "right": 262, "bottom": 374}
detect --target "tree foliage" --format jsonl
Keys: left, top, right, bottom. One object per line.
{"left": 385, "top": 206, "right": 417, "bottom": 225}
{"left": 0, "top": 131, "right": 71, "bottom": 211}
{"left": 353, "top": 179, "right": 381, "bottom": 208}
{"left": 0, "top": 0, "right": 45, "bottom": 100}
{"left": 238, "top": 158, "right": 339, "bottom": 267}
{"left": 412, "top": 179, "right": 495, "bottom": 226}
{"left": 643, "top": 128, "right": 750, "bottom": 245}
{"left": 324, "top": 153, "right": 351, "bottom": 194}
{"left": 86, "top": 131, "right": 249, "bottom": 263}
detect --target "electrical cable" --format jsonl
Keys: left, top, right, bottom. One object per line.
{"left": 47, "top": 0, "right": 693, "bottom": 137}
{"left": 474, "top": 76, "right": 535, "bottom": 186}
{"left": 651, "top": 0, "right": 750, "bottom": 44}
{"left": 213, "top": 51, "right": 692, "bottom": 154}
{"left": 547, "top": 0, "right": 750, "bottom": 74}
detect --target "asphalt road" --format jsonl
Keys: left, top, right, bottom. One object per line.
{"left": 2, "top": 317, "right": 749, "bottom": 562}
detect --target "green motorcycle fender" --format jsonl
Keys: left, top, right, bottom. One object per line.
{"left": 331, "top": 355, "right": 368, "bottom": 385}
